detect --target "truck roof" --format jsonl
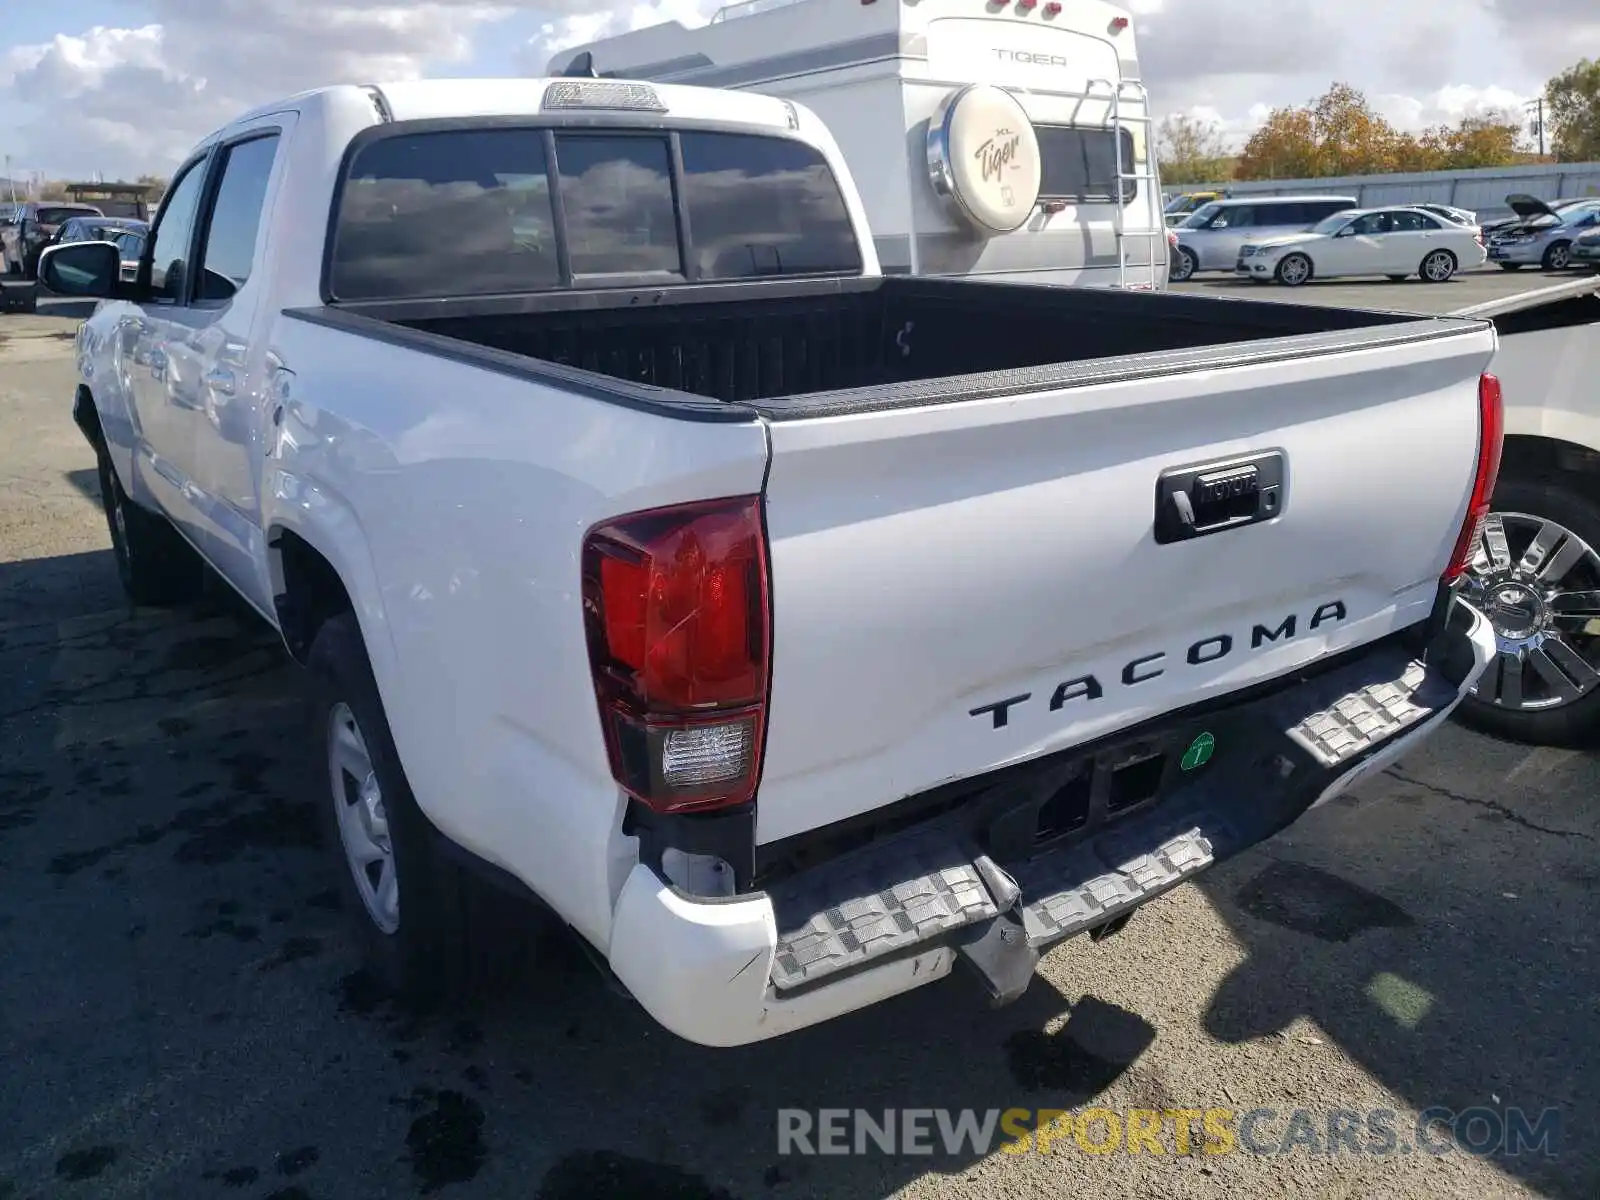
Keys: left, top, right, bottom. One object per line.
{"left": 204, "top": 77, "right": 804, "bottom": 146}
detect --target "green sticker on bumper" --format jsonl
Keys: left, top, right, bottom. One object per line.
{"left": 1182, "top": 732, "right": 1215, "bottom": 771}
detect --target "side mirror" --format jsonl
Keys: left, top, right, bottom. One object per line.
{"left": 37, "top": 240, "right": 124, "bottom": 298}
{"left": 1335, "top": 227, "right": 1354, "bottom": 238}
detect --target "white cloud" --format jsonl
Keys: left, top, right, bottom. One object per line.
{"left": 1134, "top": 0, "right": 1596, "bottom": 148}
{"left": 0, "top": 0, "right": 1597, "bottom": 180}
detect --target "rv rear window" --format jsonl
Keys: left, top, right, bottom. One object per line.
{"left": 1034, "top": 126, "right": 1136, "bottom": 205}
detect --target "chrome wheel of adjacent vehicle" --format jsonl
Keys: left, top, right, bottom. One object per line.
{"left": 1275, "top": 253, "right": 1312, "bottom": 286}
{"left": 1542, "top": 242, "right": 1572, "bottom": 271}
{"left": 1172, "top": 247, "right": 1198, "bottom": 282}
{"left": 328, "top": 701, "right": 400, "bottom": 934}
{"left": 1420, "top": 250, "right": 1456, "bottom": 283}
{"left": 1458, "top": 511, "right": 1600, "bottom": 713}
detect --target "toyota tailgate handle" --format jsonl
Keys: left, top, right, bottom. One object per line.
{"left": 1154, "top": 452, "right": 1285, "bottom": 544}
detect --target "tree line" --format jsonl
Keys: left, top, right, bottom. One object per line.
{"left": 2, "top": 173, "right": 168, "bottom": 204}
{"left": 1159, "top": 58, "right": 1600, "bottom": 185}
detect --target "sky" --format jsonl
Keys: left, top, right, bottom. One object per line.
{"left": 1, "top": 0, "right": 1597, "bottom": 182}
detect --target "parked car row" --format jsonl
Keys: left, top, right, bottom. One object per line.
{"left": 0, "top": 202, "right": 149, "bottom": 283}
{"left": 1168, "top": 195, "right": 1359, "bottom": 281}
{"left": 1171, "top": 191, "right": 1600, "bottom": 286}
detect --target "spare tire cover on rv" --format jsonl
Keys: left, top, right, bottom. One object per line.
{"left": 927, "top": 84, "right": 1042, "bottom": 235}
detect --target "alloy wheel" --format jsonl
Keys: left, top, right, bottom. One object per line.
{"left": 1458, "top": 511, "right": 1600, "bottom": 711}
{"left": 328, "top": 702, "right": 400, "bottom": 933}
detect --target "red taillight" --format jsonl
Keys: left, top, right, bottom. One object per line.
{"left": 1110, "top": 15, "right": 1130, "bottom": 30}
{"left": 582, "top": 496, "right": 771, "bottom": 814}
{"left": 1442, "top": 372, "right": 1504, "bottom": 583}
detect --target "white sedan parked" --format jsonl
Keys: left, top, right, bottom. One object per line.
{"left": 1236, "top": 207, "right": 1488, "bottom": 286}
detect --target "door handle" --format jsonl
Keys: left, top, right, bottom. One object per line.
{"left": 205, "top": 367, "right": 237, "bottom": 397}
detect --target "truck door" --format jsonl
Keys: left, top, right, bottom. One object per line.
{"left": 125, "top": 154, "right": 212, "bottom": 548}
{"left": 165, "top": 117, "right": 293, "bottom": 615}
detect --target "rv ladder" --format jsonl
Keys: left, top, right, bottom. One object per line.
{"left": 1086, "top": 77, "right": 1163, "bottom": 291}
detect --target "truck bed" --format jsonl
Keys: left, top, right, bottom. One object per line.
{"left": 290, "top": 276, "right": 1466, "bottom": 419}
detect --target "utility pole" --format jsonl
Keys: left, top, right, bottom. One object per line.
{"left": 1525, "top": 97, "right": 1546, "bottom": 157}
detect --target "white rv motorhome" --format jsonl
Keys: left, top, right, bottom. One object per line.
{"left": 552, "top": 0, "right": 1167, "bottom": 289}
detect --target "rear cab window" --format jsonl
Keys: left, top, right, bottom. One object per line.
{"left": 328, "top": 122, "right": 862, "bottom": 301}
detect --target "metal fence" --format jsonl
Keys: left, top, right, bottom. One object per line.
{"left": 1175, "top": 161, "right": 1600, "bottom": 221}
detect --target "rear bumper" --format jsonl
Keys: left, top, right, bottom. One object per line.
{"left": 607, "top": 600, "right": 1497, "bottom": 1047}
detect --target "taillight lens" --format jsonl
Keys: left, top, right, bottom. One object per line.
{"left": 582, "top": 496, "right": 771, "bottom": 814}
{"left": 1442, "top": 372, "right": 1504, "bottom": 583}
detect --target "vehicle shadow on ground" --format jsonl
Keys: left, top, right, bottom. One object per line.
{"left": 0, "top": 545, "right": 1176, "bottom": 1200}
{"left": 62, "top": 467, "right": 100, "bottom": 507}
{"left": 1191, "top": 747, "right": 1600, "bottom": 1199}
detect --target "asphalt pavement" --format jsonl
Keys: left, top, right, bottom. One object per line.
{"left": 1, "top": 281, "right": 1597, "bottom": 1200}
{"left": 1172, "top": 263, "right": 1599, "bottom": 313}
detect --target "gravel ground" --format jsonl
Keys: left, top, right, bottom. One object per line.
{"left": 1, "top": 294, "right": 1596, "bottom": 1200}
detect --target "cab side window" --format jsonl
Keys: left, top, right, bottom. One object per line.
{"left": 1390, "top": 211, "right": 1438, "bottom": 232}
{"left": 195, "top": 134, "right": 281, "bottom": 302}
{"left": 147, "top": 159, "right": 209, "bottom": 303}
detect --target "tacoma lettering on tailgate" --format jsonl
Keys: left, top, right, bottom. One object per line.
{"left": 969, "top": 601, "right": 1348, "bottom": 730}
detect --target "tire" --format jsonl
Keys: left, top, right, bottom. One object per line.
{"left": 1455, "top": 477, "right": 1600, "bottom": 746}
{"left": 1171, "top": 247, "right": 1198, "bottom": 283}
{"left": 1498, "top": 262, "right": 1523, "bottom": 271}
{"left": 1419, "top": 249, "right": 1456, "bottom": 283}
{"left": 1541, "top": 241, "right": 1572, "bottom": 271}
{"left": 309, "top": 613, "right": 527, "bottom": 1009}
{"left": 1274, "top": 253, "right": 1312, "bottom": 287}
{"left": 96, "top": 449, "right": 205, "bottom": 607}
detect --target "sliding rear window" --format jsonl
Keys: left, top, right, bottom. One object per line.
{"left": 328, "top": 124, "right": 861, "bottom": 301}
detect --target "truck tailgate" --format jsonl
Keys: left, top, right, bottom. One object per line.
{"left": 754, "top": 326, "right": 1496, "bottom": 845}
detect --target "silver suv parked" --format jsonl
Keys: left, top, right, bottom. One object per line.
{"left": 1171, "top": 195, "right": 1358, "bottom": 281}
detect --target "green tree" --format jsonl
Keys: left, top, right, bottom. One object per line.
{"left": 1155, "top": 114, "right": 1229, "bottom": 185}
{"left": 1546, "top": 58, "right": 1600, "bottom": 161}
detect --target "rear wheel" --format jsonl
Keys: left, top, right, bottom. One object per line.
{"left": 1275, "top": 253, "right": 1312, "bottom": 287}
{"left": 1420, "top": 249, "right": 1457, "bottom": 283}
{"left": 96, "top": 449, "right": 204, "bottom": 607}
{"left": 1542, "top": 241, "right": 1572, "bottom": 271}
{"left": 1455, "top": 479, "right": 1600, "bottom": 745}
{"left": 310, "top": 613, "right": 533, "bottom": 1008}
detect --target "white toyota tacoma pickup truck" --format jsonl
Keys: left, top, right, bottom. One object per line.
{"left": 45, "top": 77, "right": 1501, "bottom": 1047}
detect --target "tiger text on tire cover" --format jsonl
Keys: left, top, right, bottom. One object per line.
{"left": 927, "top": 84, "right": 1042, "bottom": 235}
